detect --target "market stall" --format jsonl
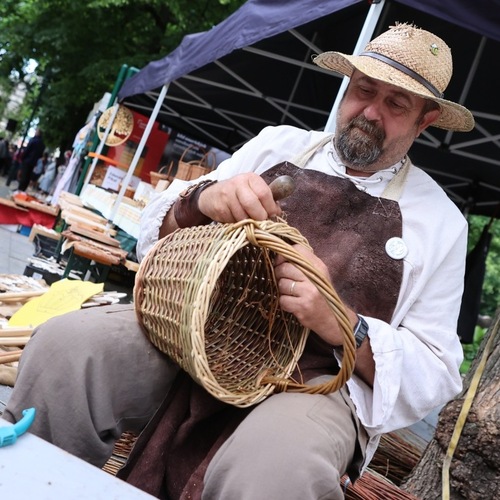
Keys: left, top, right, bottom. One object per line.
{"left": 117, "top": 0, "right": 500, "bottom": 220}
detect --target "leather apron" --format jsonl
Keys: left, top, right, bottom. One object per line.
{"left": 119, "top": 136, "right": 408, "bottom": 499}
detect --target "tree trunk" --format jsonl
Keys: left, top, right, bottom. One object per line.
{"left": 402, "top": 308, "right": 500, "bottom": 499}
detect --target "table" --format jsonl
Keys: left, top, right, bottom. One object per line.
{"left": 0, "top": 417, "right": 154, "bottom": 498}
{"left": 60, "top": 230, "right": 129, "bottom": 283}
{"left": 80, "top": 184, "right": 141, "bottom": 239}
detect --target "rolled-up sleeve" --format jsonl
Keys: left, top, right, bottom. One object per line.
{"left": 136, "top": 178, "right": 191, "bottom": 261}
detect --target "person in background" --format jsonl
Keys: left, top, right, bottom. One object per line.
{"left": 4, "top": 24, "right": 474, "bottom": 499}
{"left": 17, "top": 128, "right": 45, "bottom": 192}
{"left": 37, "top": 154, "right": 60, "bottom": 195}
{"left": 0, "top": 136, "right": 11, "bottom": 176}
{"left": 6, "top": 145, "right": 22, "bottom": 188}
{"left": 48, "top": 149, "right": 72, "bottom": 196}
{"left": 29, "top": 151, "right": 49, "bottom": 191}
{"left": 6, "top": 143, "right": 15, "bottom": 177}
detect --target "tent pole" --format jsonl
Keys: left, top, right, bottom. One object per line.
{"left": 324, "top": 0, "right": 386, "bottom": 133}
{"left": 108, "top": 83, "right": 170, "bottom": 224}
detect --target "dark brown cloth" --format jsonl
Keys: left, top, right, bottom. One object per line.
{"left": 264, "top": 163, "right": 403, "bottom": 323}
{"left": 119, "top": 163, "right": 404, "bottom": 499}
{"left": 118, "top": 371, "right": 252, "bottom": 499}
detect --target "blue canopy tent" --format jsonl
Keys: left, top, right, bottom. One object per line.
{"left": 115, "top": 0, "right": 500, "bottom": 220}
{"left": 111, "top": 0, "right": 500, "bottom": 342}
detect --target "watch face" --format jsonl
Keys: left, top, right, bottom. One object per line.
{"left": 354, "top": 316, "right": 369, "bottom": 348}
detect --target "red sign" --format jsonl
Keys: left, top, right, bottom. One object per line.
{"left": 104, "top": 109, "right": 170, "bottom": 182}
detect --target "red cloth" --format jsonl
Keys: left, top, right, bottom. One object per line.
{"left": 0, "top": 203, "right": 56, "bottom": 228}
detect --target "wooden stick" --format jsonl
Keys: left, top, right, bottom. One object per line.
{"left": 0, "top": 327, "right": 34, "bottom": 338}
{"left": 0, "top": 290, "right": 47, "bottom": 301}
{"left": 0, "top": 350, "right": 23, "bottom": 364}
{"left": 0, "top": 337, "right": 31, "bottom": 346}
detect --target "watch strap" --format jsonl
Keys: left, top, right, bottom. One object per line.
{"left": 173, "top": 179, "right": 217, "bottom": 228}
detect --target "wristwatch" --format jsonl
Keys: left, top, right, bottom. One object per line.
{"left": 353, "top": 315, "right": 369, "bottom": 348}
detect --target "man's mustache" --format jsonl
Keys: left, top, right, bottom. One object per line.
{"left": 347, "top": 116, "right": 385, "bottom": 142}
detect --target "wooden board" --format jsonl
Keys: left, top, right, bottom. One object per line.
{"left": 60, "top": 204, "right": 108, "bottom": 224}
{"left": 61, "top": 211, "right": 115, "bottom": 233}
{"left": 28, "top": 224, "right": 61, "bottom": 242}
{"left": 72, "top": 242, "right": 127, "bottom": 266}
{"left": 124, "top": 260, "right": 140, "bottom": 272}
{"left": 0, "top": 197, "right": 29, "bottom": 212}
{"left": 58, "top": 191, "right": 84, "bottom": 207}
{"left": 65, "top": 226, "right": 121, "bottom": 247}
{"left": 13, "top": 196, "right": 60, "bottom": 216}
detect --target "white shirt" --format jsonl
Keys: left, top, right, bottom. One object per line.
{"left": 138, "top": 125, "right": 466, "bottom": 469}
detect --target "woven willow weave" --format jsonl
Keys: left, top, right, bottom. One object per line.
{"left": 135, "top": 219, "right": 356, "bottom": 407}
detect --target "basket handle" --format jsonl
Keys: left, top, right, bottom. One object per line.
{"left": 179, "top": 144, "right": 200, "bottom": 163}
{"left": 199, "top": 150, "right": 217, "bottom": 170}
{"left": 234, "top": 220, "right": 357, "bottom": 395}
{"left": 158, "top": 162, "right": 174, "bottom": 175}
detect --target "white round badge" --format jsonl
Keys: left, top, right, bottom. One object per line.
{"left": 385, "top": 237, "right": 408, "bottom": 260}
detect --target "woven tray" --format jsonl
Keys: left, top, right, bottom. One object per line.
{"left": 134, "top": 219, "right": 355, "bottom": 407}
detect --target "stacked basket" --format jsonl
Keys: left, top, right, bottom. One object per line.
{"left": 150, "top": 145, "right": 216, "bottom": 188}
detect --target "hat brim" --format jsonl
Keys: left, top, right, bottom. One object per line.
{"left": 314, "top": 51, "right": 474, "bottom": 132}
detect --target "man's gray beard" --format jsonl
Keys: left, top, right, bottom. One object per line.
{"left": 336, "top": 118, "right": 384, "bottom": 169}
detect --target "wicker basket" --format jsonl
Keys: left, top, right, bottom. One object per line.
{"left": 149, "top": 163, "right": 174, "bottom": 188}
{"left": 176, "top": 146, "right": 215, "bottom": 181}
{"left": 134, "top": 219, "right": 355, "bottom": 407}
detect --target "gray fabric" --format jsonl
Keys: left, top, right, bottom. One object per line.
{"left": 203, "top": 378, "right": 366, "bottom": 500}
{"left": 3, "top": 304, "right": 179, "bottom": 467}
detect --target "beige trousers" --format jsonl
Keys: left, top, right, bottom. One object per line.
{"left": 4, "top": 304, "right": 179, "bottom": 466}
{"left": 5, "top": 304, "right": 367, "bottom": 499}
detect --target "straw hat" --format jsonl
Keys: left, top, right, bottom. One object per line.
{"left": 313, "top": 23, "right": 474, "bottom": 132}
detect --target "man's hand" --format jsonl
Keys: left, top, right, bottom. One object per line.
{"left": 274, "top": 245, "right": 358, "bottom": 346}
{"left": 275, "top": 245, "right": 375, "bottom": 386}
{"left": 159, "top": 173, "right": 282, "bottom": 240}
{"left": 198, "top": 173, "right": 282, "bottom": 223}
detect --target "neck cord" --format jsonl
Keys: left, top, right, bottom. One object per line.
{"left": 326, "top": 140, "right": 405, "bottom": 190}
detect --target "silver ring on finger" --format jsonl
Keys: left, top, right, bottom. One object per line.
{"left": 289, "top": 280, "right": 297, "bottom": 296}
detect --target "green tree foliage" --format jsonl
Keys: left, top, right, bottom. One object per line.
{"left": 460, "top": 325, "right": 486, "bottom": 374}
{"left": 466, "top": 214, "right": 500, "bottom": 318}
{"left": 0, "top": 0, "right": 245, "bottom": 149}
